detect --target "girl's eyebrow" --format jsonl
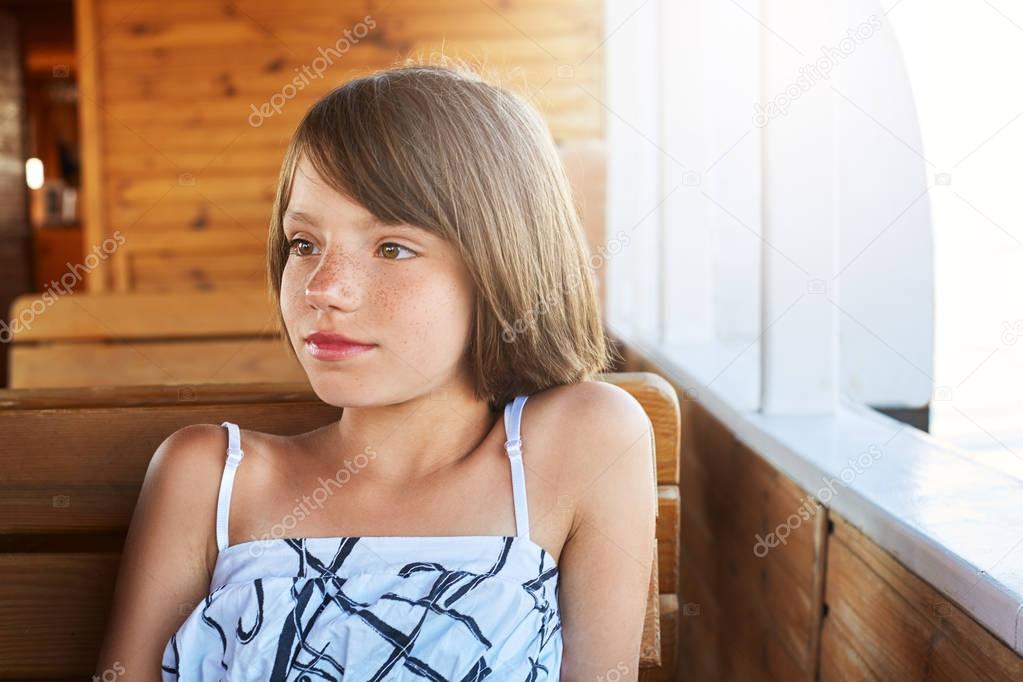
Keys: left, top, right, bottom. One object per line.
{"left": 283, "top": 210, "right": 319, "bottom": 226}
{"left": 285, "top": 211, "right": 431, "bottom": 240}
{"left": 284, "top": 210, "right": 383, "bottom": 230}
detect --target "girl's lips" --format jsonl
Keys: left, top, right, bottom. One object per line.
{"left": 304, "top": 334, "right": 376, "bottom": 362}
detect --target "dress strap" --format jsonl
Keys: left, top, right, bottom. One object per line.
{"left": 503, "top": 395, "right": 531, "bottom": 540}
{"left": 215, "top": 421, "right": 245, "bottom": 553}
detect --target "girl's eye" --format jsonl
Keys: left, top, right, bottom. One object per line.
{"left": 287, "top": 238, "right": 318, "bottom": 257}
{"left": 378, "top": 242, "right": 417, "bottom": 260}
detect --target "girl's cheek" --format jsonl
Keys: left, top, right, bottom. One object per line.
{"left": 279, "top": 267, "right": 305, "bottom": 321}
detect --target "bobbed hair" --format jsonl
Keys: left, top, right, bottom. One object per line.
{"left": 267, "top": 57, "right": 617, "bottom": 411}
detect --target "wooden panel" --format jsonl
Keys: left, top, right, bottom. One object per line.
{"left": 78, "top": 0, "right": 605, "bottom": 292}
{"left": 656, "top": 485, "right": 679, "bottom": 594}
{"left": 128, "top": 248, "right": 267, "bottom": 292}
{"left": 9, "top": 339, "right": 305, "bottom": 388}
{"left": 621, "top": 342, "right": 826, "bottom": 681}
{"left": 0, "top": 398, "right": 340, "bottom": 533}
{"left": 0, "top": 8, "right": 27, "bottom": 391}
{"left": 75, "top": 0, "right": 106, "bottom": 292}
{"left": 7, "top": 289, "right": 304, "bottom": 389}
{"left": 0, "top": 553, "right": 119, "bottom": 678}
{"left": 620, "top": 339, "right": 1023, "bottom": 680}
{"left": 683, "top": 401, "right": 825, "bottom": 680}
{"left": 0, "top": 380, "right": 315, "bottom": 410}
{"left": 8, "top": 291, "right": 281, "bottom": 341}
{"left": 821, "top": 514, "right": 1023, "bottom": 681}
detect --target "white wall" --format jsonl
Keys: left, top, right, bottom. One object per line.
{"left": 604, "top": 0, "right": 934, "bottom": 414}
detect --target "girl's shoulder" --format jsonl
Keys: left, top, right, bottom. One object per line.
{"left": 153, "top": 422, "right": 317, "bottom": 568}
{"left": 528, "top": 380, "right": 650, "bottom": 441}
{"left": 525, "top": 379, "right": 653, "bottom": 474}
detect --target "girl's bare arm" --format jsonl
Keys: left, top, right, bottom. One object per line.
{"left": 95, "top": 425, "right": 227, "bottom": 681}
{"left": 556, "top": 383, "right": 658, "bottom": 680}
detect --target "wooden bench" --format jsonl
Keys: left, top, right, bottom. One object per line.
{"left": 0, "top": 371, "right": 680, "bottom": 679}
{"left": 6, "top": 290, "right": 307, "bottom": 388}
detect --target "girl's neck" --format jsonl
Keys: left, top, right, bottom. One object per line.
{"left": 332, "top": 382, "right": 500, "bottom": 487}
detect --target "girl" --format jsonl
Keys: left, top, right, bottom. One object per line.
{"left": 97, "top": 58, "right": 656, "bottom": 681}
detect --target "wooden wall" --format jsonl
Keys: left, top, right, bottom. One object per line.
{"left": 616, "top": 341, "right": 1023, "bottom": 681}
{"left": 0, "top": 9, "right": 34, "bottom": 389}
{"left": 74, "top": 0, "right": 604, "bottom": 293}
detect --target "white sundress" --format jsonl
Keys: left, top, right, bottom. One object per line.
{"left": 161, "top": 394, "right": 562, "bottom": 681}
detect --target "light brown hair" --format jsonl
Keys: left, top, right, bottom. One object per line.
{"left": 267, "top": 57, "right": 617, "bottom": 410}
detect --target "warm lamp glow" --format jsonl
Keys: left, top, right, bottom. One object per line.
{"left": 25, "top": 158, "right": 44, "bottom": 190}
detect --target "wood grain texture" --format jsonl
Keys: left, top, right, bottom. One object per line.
{"left": 820, "top": 514, "right": 1023, "bottom": 682}
{"left": 619, "top": 343, "right": 825, "bottom": 681}
{"left": 74, "top": 0, "right": 106, "bottom": 292}
{"left": 76, "top": 0, "right": 605, "bottom": 292}
{"left": 9, "top": 339, "right": 306, "bottom": 388}
{"left": 8, "top": 291, "right": 282, "bottom": 340}
{"left": 7, "top": 289, "right": 306, "bottom": 388}
{"left": 0, "top": 553, "right": 120, "bottom": 678}
{"left": 656, "top": 485, "right": 679, "bottom": 594}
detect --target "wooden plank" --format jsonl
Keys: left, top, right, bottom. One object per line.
{"left": 821, "top": 514, "right": 1023, "bottom": 681}
{"left": 113, "top": 174, "right": 276, "bottom": 203}
{"left": 656, "top": 485, "right": 679, "bottom": 594}
{"left": 0, "top": 553, "right": 119, "bottom": 678}
{"left": 809, "top": 500, "right": 830, "bottom": 681}
{"left": 678, "top": 543, "right": 718, "bottom": 680}
{"left": 8, "top": 291, "right": 281, "bottom": 341}
{"left": 0, "top": 381, "right": 315, "bottom": 409}
{"left": 819, "top": 613, "right": 880, "bottom": 681}
{"left": 9, "top": 339, "right": 304, "bottom": 388}
{"left": 673, "top": 394, "right": 821, "bottom": 679}
{"left": 0, "top": 400, "right": 340, "bottom": 533}
{"left": 106, "top": 204, "right": 275, "bottom": 238}
{"left": 128, "top": 248, "right": 266, "bottom": 292}
{"left": 74, "top": 0, "right": 107, "bottom": 292}
{"left": 100, "top": 61, "right": 602, "bottom": 107}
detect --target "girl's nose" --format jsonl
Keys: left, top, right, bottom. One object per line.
{"left": 303, "top": 250, "right": 365, "bottom": 312}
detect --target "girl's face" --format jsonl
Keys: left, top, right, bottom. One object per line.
{"left": 279, "top": 157, "right": 477, "bottom": 407}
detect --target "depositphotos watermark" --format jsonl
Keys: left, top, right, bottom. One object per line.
{"left": 753, "top": 444, "right": 883, "bottom": 558}
{"left": 0, "top": 230, "right": 126, "bottom": 343}
{"left": 753, "top": 14, "right": 882, "bottom": 128}
{"left": 245, "top": 446, "right": 378, "bottom": 557}
{"left": 93, "top": 661, "right": 126, "bottom": 682}
{"left": 595, "top": 662, "right": 630, "bottom": 682}
{"left": 248, "top": 15, "right": 377, "bottom": 127}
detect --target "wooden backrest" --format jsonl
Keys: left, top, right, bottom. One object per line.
{"left": 6, "top": 290, "right": 307, "bottom": 388}
{"left": 0, "top": 372, "right": 680, "bottom": 679}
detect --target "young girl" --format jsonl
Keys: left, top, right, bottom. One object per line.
{"left": 97, "top": 59, "right": 656, "bottom": 681}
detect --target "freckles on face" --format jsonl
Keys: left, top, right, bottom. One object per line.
{"left": 365, "top": 251, "right": 476, "bottom": 371}
{"left": 278, "top": 158, "right": 478, "bottom": 394}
